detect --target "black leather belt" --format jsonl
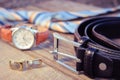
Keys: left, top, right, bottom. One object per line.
{"left": 74, "top": 17, "right": 120, "bottom": 79}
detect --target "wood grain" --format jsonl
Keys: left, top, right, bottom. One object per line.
{"left": 33, "top": 0, "right": 102, "bottom": 11}
{"left": 0, "top": 0, "right": 104, "bottom": 80}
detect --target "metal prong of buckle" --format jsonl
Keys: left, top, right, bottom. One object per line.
{"left": 50, "top": 33, "right": 82, "bottom": 74}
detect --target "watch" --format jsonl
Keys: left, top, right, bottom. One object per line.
{"left": 0, "top": 24, "right": 49, "bottom": 50}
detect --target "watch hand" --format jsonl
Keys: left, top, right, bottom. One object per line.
{"left": 22, "top": 37, "right": 28, "bottom": 46}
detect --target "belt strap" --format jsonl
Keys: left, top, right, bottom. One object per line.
{"left": 74, "top": 17, "right": 120, "bottom": 79}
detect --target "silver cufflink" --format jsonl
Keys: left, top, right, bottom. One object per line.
{"left": 50, "top": 33, "right": 82, "bottom": 74}
{"left": 9, "top": 59, "right": 42, "bottom": 71}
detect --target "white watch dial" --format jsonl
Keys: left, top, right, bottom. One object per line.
{"left": 12, "top": 28, "right": 35, "bottom": 50}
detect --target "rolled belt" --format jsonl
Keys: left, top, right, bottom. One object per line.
{"left": 74, "top": 17, "right": 120, "bottom": 79}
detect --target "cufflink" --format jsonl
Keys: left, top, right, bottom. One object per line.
{"left": 9, "top": 60, "right": 23, "bottom": 71}
{"left": 9, "top": 59, "right": 42, "bottom": 71}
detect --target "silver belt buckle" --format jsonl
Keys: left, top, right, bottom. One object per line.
{"left": 50, "top": 33, "right": 82, "bottom": 74}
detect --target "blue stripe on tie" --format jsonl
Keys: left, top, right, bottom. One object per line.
{"left": 54, "top": 11, "right": 79, "bottom": 20}
{"left": 63, "top": 22, "right": 78, "bottom": 33}
{"left": 58, "top": 22, "right": 72, "bottom": 33}
{"left": 33, "top": 12, "right": 46, "bottom": 24}
{"left": 49, "top": 23, "right": 69, "bottom": 33}
{"left": 15, "top": 11, "right": 28, "bottom": 21}
{"left": 97, "top": 9, "right": 112, "bottom": 14}
{"left": 0, "top": 12, "right": 8, "bottom": 19}
{"left": 77, "top": 10, "right": 101, "bottom": 16}
{"left": 0, "top": 20, "right": 5, "bottom": 25}
{"left": 48, "top": 22, "right": 52, "bottom": 30}
{"left": 0, "top": 11, "right": 14, "bottom": 20}
{"left": 34, "top": 12, "right": 51, "bottom": 24}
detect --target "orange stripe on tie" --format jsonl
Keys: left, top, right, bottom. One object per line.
{"left": 29, "top": 12, "right": 39, "bottom": 23}
{"left": 11, "top": 12, "right": 23, "bottom": 20}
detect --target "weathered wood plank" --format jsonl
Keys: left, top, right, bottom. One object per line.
{"left": 33, "top": 0, "right": 102, "bottom": 11}
{"left": 0, "top": 40, "right": 74, "bottom": 80}
{"left": 0, "top": 0, "right": 104, "bottom": 80}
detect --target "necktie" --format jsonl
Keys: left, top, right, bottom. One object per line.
{"left": 0, "top": 6, "right": 120, "bottom": 33}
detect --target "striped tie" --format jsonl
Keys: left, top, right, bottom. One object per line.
{"left": 0, "top": 6, "right": 120, "bottom": 33}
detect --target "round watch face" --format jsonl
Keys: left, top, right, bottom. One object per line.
{"left": 12, "top": 28, "right": 35, "bottom": 50}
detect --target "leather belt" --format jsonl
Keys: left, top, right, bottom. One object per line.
{"left": 74, "top": 17, "right": 120, "bottom": 79}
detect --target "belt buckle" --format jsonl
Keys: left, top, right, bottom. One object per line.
{"left": 50, "top": 33, "right": 82, "bottom": 74}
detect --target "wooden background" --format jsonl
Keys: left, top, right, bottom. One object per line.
{"left": 0, "top": 0, "right": 118, "bottom": 80}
